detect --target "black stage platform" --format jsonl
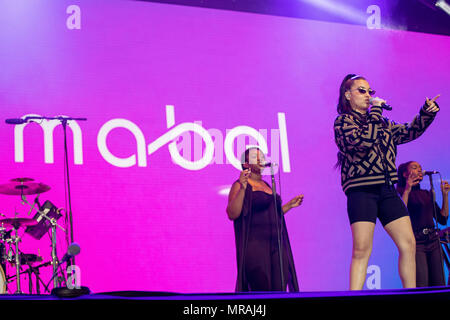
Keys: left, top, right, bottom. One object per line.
{"left": 0, "top": 287, "right": 449, "bottom": 317}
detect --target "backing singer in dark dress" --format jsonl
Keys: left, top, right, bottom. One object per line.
{"left": 226, "top": 147, "right": 304, "bottom": 292}
{"left": 334, "top": 74, "right": 440, "bottom": 290}
{"left": 397, "top": 161, "right": 449, "bottom": 286}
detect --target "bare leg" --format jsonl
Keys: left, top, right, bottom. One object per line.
{"left": 384, "top": 216, "right": 416, "bottom": 288}
{"left": 350, "top": 221, "right": 376, "bottom": 290}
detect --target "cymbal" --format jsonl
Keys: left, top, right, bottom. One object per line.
{"left": 0, "top": 218, "right": 38, "bottom": 229}
{"left": 0, "top": 182, "right": 50, "bottom": 195}
{"left": 10, "top": 177, "right": 34, "bottom": 183}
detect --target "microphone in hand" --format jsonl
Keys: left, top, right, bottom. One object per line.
{"left": 369, "top": 97, "right": 392, "bottom": 111}
{"left": 423, "top": 170, "right": 439, "bottom": 176}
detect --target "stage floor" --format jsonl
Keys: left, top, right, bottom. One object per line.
{"left": 0, "top": 286, "right": 449, "bottom": 316}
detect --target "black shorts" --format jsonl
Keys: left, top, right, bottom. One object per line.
{"left": 346, "top": 184, "right": 409, "bottom": 227}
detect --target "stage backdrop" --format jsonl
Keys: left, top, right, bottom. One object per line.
{"left": 0, "top": 0, "right": 449, "bottom": 293}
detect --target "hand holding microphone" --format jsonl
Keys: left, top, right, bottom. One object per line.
{"left": 369, "top": 97, "right": 392, "bottom": 111}
{"left": 239, "top": 166, "right": 251, "bottom": 189}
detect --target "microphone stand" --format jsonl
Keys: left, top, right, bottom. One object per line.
{"left": 270, "top": 164, "right": 285, "bottom": 291}
{"left": 22, "top": 195, "right": 66, "bottom": 288}
{"left": 428, "top": 174, "right": 446, "bottom": 284}
{"left": 61, "top": 117, "right": 74, "bottom": 265}
{"left": 18, "top": 116, "right": 86, "bottom": 265}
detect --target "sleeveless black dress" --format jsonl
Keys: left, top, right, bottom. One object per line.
{"left": 233, "top": 182, "right": 299, "bottom": 292}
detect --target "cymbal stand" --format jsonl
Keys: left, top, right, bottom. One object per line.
{"left": 12, "top": 225, "right": 22, "bottom": 293}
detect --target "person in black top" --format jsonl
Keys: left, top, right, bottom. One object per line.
{"left": 226, "top": 147, "right": 304, "bottom": 291}
{"left": 397, "top": 161, "right": 449, "bottom": 286}
{"left": 334, "top": 74, "right": 441, "bottom": 290}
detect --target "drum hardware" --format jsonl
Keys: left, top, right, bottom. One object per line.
{"left": 6, "top": 259, "right": 52, "bottom": 294}
{"left": 24, "top": 200, "right": 63, "bottom": 240}
{"left": 0, "top": 218, "right": 39, "bottom": 229}
{"left": 10, "top": 178, "right": 34, "bottom": 183}
{"left": 21, "top": 199, "right": 66, "bottom": 288}
{"left": 4, "top": 114, "right": 88, "bottom": 293}
{"left": 0, "top": 230, "right": 6, "bottom": 294}
{"left": 28, "top": 261, "right": 52, "bottom": 294}
{"left": 13, "top": 228, "right": 22, "bottom": 294}
{"left": 23, "top": 193, "right": 40, "bottom": 216}
{"left": 0, "top": 178, "right": 50, "bottom": 291}
{"left": 0, "top": 218, "right": 61, "bottom": 294}
{"left": 0, "top": 176, "right": 84, "bottom": 294}
{"left": 0, "top": 181, "right": 51, "bottom": 196}
{"left": 6, "top": 116, "right": 88, "bottom": 266}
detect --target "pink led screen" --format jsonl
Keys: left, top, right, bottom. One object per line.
{"left": 0, "top": 0, "right": 449, "bottom": 293}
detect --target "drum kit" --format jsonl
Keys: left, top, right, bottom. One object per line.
{"left": 0, "top": 177, "right": 66, "bottom": 294}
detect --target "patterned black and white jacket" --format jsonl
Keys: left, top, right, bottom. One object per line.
{"left": 334, "top": 104, "right": 437, "bottom": 193}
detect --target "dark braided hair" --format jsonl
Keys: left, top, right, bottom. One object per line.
{"left": 397, "top": 161, "right": 414, "bottom": 187}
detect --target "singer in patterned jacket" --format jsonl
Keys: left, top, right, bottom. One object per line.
{"left": 333, "top": 74, "right": 440, "bottom": 290}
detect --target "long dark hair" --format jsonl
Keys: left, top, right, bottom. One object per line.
{"left": 335, "top": 74, "right": 367, "bottom": 169}
{"left": 397, "top": 161, "right": 414, "bottom": 187}
{"left": 337, "top": 74, "right": 366, "bottom": 115}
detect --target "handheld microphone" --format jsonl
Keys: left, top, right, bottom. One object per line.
{"left": 243, "top": 162, "right": 278, "bottom": 168}
{"left": 262, "top": 162, "right": 278, "bottom": 167}
{"left": 369, "top": 98, "right": 392, "bottom": 111}
{"left": 423, "top": 170, "right": 439, "bottom": 176}
{"left": 5, "top": 118, "right": 27, "bottom": 125}
{"left": 59, "top": 243, "right": 80, "bottom": 264}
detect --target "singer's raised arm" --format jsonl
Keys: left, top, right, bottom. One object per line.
{"left": 391, "top": 102, "right": 438, "bottom": 145}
